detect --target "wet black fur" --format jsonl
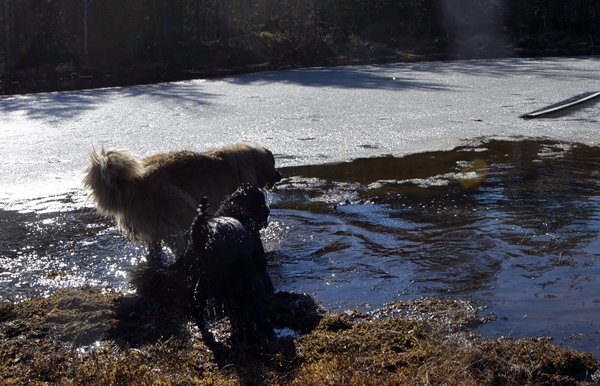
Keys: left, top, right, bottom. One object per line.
{"left": 185, "top": 184, "right": 275, "bottom": 339}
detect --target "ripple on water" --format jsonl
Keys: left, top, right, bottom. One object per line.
{"left": 0, "top": 192, "right": 140, "bottom": 301}
{"left": 269, "top": 138, "right": 600, "bottom": 356}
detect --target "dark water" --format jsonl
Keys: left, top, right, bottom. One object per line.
{"left": 1, "top": 138, "right": 600, "bottom": 355}
{"left": 265, "top": 138, "right": 600, "bottom": 356}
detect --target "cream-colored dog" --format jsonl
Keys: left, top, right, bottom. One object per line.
{"left": 83, "top": 143, "right": 282, "bottom": 258}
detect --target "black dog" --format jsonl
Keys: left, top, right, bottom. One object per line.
{"left": 185, "top": 184, "right": 275, "bottom": 339}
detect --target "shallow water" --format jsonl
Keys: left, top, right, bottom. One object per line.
{"left": 1, "top": 138, "right": 600, "bottom": 355}
{"left": 0, "top": 194, "right": 139, "bottom": 300}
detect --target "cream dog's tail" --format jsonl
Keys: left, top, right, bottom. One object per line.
{"left": 83, "top": 147, "right": 145, "bottom": 215}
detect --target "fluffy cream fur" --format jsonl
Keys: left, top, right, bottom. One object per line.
{"left": 83, "top": 143, "right": 282, "bottom": 257}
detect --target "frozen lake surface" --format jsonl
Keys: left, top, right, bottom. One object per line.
{"left": 1, "top": 57, "right": 600, "bottom": 356}
{"left": 2, "top": 56, "right": 600, "bottom": 197}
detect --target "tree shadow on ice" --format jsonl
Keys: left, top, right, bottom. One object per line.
{"left": 223, "top": 58, "right": 599, "bottom": 90}
{"left": 400, "top": 57, "right": 600, "bottom": 82}
{"left": 225, "top": 65, "right": 452, "bottom": 91}
{"left": 0, "top": 81, "right": 216, "bottom": 123}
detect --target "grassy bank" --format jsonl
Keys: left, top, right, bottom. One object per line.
{"left": 0, "top": 285, "right": 597, "bottom": 385}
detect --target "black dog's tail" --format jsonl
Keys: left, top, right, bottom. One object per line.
{"left": 192, "top": 197, "right": 211, "bottom": 243}
{"left": 198, "top": 197, "right": 211, "bottom": 216}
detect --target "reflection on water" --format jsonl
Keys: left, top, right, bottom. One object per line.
{"left": 1, "top": 138, "right": 600, "bottom": 356}
{"left": 0, "top": 194, "right": 139, "bottom": 300}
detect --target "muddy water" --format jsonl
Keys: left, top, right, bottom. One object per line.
{"left": 1, "top": 138, "right": 600, "bottom": 355}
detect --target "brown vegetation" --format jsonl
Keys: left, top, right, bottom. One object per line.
{"left": 0, "top": 286, "right": 597, "bottom": 385}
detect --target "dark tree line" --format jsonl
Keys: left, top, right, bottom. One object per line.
{"left": 1, "top": 0, "right": 599, "bottom": 83}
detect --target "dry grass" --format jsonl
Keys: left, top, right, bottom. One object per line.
{"left": 294, "top": 313, "right": 597, "bottom": 385}
{"left": 0, "top": 288, "right": 597, "bottom": 385}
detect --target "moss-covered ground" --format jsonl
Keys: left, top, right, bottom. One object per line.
{"left": 1, "top": 276, "right": 597, "bottom": 386}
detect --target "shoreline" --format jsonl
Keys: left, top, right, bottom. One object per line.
{"left": 1, "top": 41, "right": 595, "bottom": 96}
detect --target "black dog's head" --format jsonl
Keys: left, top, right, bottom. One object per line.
{"left": 215, "top": 183, "right": 270, "bottom": 233}
{"left": 187, "top": 184, "right": 270, "bottom": 268}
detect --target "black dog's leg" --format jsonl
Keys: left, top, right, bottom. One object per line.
{"left": 192, "top": 276, "right": 208, "bottom": 331}
{"left": 251, "top": 276, "right": 276, "bottom": 338}
{"left": 252, "top": 240, "right": 275, "bottom": 295}
{"left": 146, "top": 241, "right": 167, "bottom": 267}
{"left": 185, "top": 249, "right": 207, "bottom": 331}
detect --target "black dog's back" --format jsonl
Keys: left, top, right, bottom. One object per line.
{"left": 200, "top": 216, "right": 263, "bottom": 297}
